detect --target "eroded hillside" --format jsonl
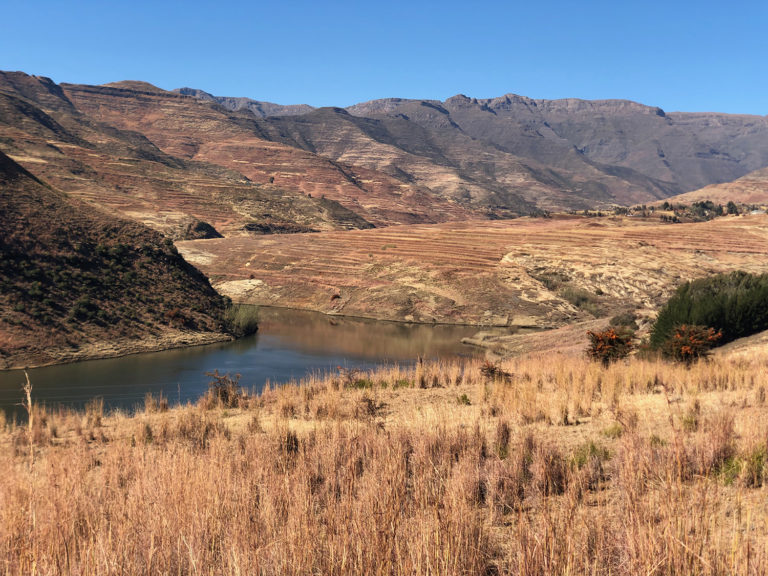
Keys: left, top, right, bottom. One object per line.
{"left": 0, "top": 72, "right": 382, "bottom": 237}
{"left": 178, "top": 214, "right": 768, "bottom": 329}
{"left": 60, "top": 81, "right": 476, "bottom": 227}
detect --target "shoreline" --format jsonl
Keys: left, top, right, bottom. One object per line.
{"left": 0, "top": 330, "right": 233, "bottom": 371}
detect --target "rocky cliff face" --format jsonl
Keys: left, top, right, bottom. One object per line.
{"left": 346, "top": 94, "right": 768, "bottom": 206}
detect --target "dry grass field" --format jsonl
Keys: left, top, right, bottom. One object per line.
{"left": 179, "top": 213, "right": 768, "bottom": 329}
{"left": 2, "top": 350, "right": 768, "bottom": 574}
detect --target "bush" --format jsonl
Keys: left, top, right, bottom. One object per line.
{"left": 480, "top": 361, "right": 512, "bottom": 382}
{"left": 650, "top": 271, "right": 768, "bottom": 349}
{"left": 610, "top": 311, "right": 638, "bottom": 331}
{"left": 200, "top": 370, "right": 248, "bottom": 409}
{"left": 560, "top": 287, "right": 600, "bottom": 316}
{"left": 661, "top": 324, "right": 722, "bottom": 364}
{"left": 224, "top": 304, "right": 259, "bottom": 337}
{"left": 586, "top": 327, "right": 634, "bottom": 365}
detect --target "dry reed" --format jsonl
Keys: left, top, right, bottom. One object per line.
{"left": 1, "top": 352, "right": 767, "bottom": 574}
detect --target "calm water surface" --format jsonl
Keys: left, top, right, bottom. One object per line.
{"left": 0, "top": 307, "right": 494, "bottom": 417}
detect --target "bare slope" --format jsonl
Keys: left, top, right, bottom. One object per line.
{"left": 178, "top": 214, "right": 768, "bottom": 327}
{"left": 0, "top": 72, "right": 370, "bottom": 237}
{"left": 349, "top": 94, "right": 768, "bottom": 200}
{"left": 660, "top": 166, "right": 768, "bottom": 206}
{"left": 61, "top": 81, "right": 475, "bottom": 227}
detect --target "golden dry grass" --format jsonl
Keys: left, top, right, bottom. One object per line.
{"left": 2, "top": 352, "right": 768, "bottom": 574}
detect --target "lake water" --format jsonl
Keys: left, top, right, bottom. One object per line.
{"left": 0, "top": 307, "right": 493, "bottom": 418}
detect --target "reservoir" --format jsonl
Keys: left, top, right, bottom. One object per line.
{"left": 0, "top": 307, "right": 490, "bottom": 417}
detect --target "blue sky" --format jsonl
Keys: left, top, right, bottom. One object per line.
{"left": 2, "top": 0, "right": 767, "bottom": 114}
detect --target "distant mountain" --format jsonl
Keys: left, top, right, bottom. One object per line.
{"left": 3, "top": 70, "right": 768, "bottom": 232}
{"left": 178, "top": 88, "right": 768, "bottom": 212}
{"left": 345, "top": 94, "right": 768, "bottom": 206}
{"left": 173, "top": 87, "right": 314, "bottom": 117}
{"left": 0, "top": 149, "right": 231, "bottom": 368}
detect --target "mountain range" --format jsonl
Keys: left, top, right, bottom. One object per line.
{"left": 3, "top": 70, "right": 768, "bottom": 240}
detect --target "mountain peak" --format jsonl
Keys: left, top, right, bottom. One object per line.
{"left": 101, "top": 80, "right": 167, "bottom": 93}
{"left": 174, "top": 87, "right": 216, "bottom": 100}
{"left": 444, "top": 94, "right": 476, "bottom": 106}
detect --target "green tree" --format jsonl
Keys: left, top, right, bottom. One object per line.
{"left": 650, "top": 271, "right": 768, "bottom": 349}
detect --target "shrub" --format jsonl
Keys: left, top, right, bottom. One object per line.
{"left": 602, "top": 422, "right": 624, "bottom": 439}
{"left": 661, "top": 324, "right": 722, "bottom": 364}
{"left": 610, "top": 311, "right": 639, "bottom": 330}
{"left": 224, "top": 304, "right": 259, "bottom": 337}
{"left": 456, "top": 394, "right": 471, "bottom": 406}
{"left": 586, "top": 327, "right": 634, "bottom": 365}
{"left": 200, "top": 370, "right": 247, "bottom": 409}
{"left": 560, "top": 287, "right": 601, "bottom": 316}
{"left": 479, "top": 361, "right": 512, "bottom": 382}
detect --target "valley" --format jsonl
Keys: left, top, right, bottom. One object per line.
{"left": 2, "top": 70, "right": 768, "bottom": 368}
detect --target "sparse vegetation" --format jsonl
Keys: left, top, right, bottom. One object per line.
{"left": 560, "top": 286, "right": 602, "bottom": 316}
{"left": 223, "top": 303, "right": 260, "bottom": 337}
{"left": 200, "top": 370, "right": 249, "bottom": 409}
{"left": 610, "top": 311, "right": 638, "bottom": 330}
{"left": 0, "top": 151, "right": 232, "bottom": 367}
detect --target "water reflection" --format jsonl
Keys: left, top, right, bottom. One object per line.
{"left": 0, "top": 307, "right": 494, "bottom": 417}
{"left": 257, "top": 307, "right": 482, "bottom": 360}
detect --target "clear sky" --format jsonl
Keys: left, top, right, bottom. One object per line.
{"left": 2, "top": 0, "right": 767, "bottom": 114}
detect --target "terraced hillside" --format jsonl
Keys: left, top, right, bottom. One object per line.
{"left": 0, "top": 72, "right": 375, "bottom": 237}
{"left": 5, "top": 71, "right": 768, "bottom": 236}
{"left": 178, "top": 214, "right": 768, "bottom": 328}
{"left": 60, "top": 81, "right": 476, "bottom": 227}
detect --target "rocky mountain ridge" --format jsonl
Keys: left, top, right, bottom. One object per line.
{"left": 347, "top": 93, "right": 768, "bottom": 196}
{"left": 177, "top": 86, "right": 768, "bottom": 211}
{"left": 5, "top": 70, "right": 768, "bottom": 233}
{"left": 173, "top": 87, "right": 314, "bottom": 117}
